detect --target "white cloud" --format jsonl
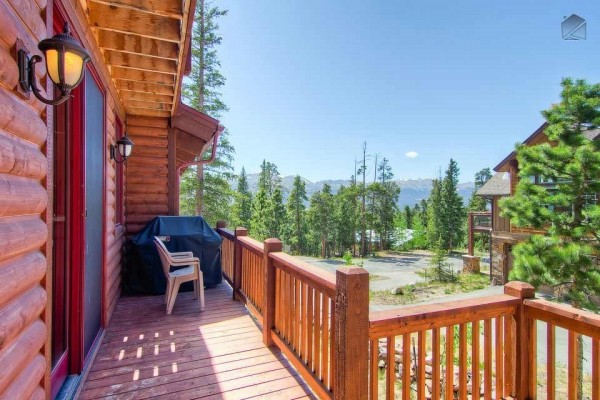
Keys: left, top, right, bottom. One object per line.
{"left": 405, "top": 151, "right": 419, "bottom": 159}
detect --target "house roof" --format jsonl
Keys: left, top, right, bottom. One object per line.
{"left": 494, "top": 124, "right": 600, "bottom": 172}
{"left": 476, "top": 172, "right": 510, "bottom": 197}
{"left": 171, "top": 104, "right": 224, "bottom": 165}
{"left": 85, "top": 0, "right": 197, "bottom": 118}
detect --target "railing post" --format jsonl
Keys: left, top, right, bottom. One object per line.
{"left": 334, "top": 267, "right": 369, "bottom": 400}
{"left": 216, "top": 220, "right": 227, "bottom": 229}
{"left": 233, "top": 227, "right": 248, "bottom": 301}
{"left": 504, "top": 281, "right": 535, "bottom": 400}
{"left": 262, "top": 238, "right": 282, "bottom": 346}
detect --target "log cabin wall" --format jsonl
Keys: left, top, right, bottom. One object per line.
{"left": 0, "top": 1, "right": 54, "bottom": 398}
{"left": 125, "top": 116, "right": 171, "bottom": 235}
{"left": 0, "top": 0, "right": 128, "bottom": 398}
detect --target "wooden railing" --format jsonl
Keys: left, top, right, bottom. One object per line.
{"left": 216, "top": 226, "right": 234, "bottom": 284}
{"left": 214, "top": 222, "right": 599, "bottom": 400}
{"left": 369, "top": 291, "right": 522, "bottom": 399}
{"left": 270, "top": 251, "right": 336, "bottom": 398}
{"left": 523, "top": 298, "right": 600, "bottom": 399}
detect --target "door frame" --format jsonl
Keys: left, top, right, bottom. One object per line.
{"left": 50, "top": 1, "right": 108, "bottom": 395}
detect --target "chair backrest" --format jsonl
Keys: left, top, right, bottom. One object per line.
{"left": 153, "top": 237, "right": 172, "bottom": 278}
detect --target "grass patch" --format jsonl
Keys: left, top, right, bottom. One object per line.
{"left": 369, "top": 272, "right": 489, "bottom": 306}
{"left": 369, "top": 274, "right": 389, "bottom": 281}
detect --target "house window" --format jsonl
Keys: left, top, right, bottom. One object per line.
{"left": 115, "top": 118, "right": 125, "bottom": 226}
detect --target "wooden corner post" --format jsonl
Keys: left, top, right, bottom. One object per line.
{"left": 263, "top": 238, "right": 282, "bottom": 346}
{"left": 233, "top": 227, "right": 248, "bottom": 301}
{"left": 216, "top": 220, "right": 227, "bottom": 229}
{"left": 504, "top": 281, "right": 535, "bottom": 400}
{"left": 334, "top": 267, "right": 369, "bottom": 400}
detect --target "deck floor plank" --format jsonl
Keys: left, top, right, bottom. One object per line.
{"left": 80, "top": 284, "right": 316, "bottom": 399}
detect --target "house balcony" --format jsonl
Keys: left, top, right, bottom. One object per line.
{"left": 79, "top": 224, "right": 600, "bottom": 400}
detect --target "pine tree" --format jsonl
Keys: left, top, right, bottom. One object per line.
{"left": 404, "top": 205, "right": 413, "bottom": 229}
{"left": 500, "top": 78, "right": 600, "bottom": 400}
{"left": 427, "top": 179, "right": 443, "bottom": 247}
{"left": 308, "top": 184, "right": 335, "bottom": 258}
{"left": 269, "top": 186, "right": 286, "bottom": 239}
{"left": 285, "top": 176, "right": 308, "bottom": 254}
{"left": 180, "top": 1, "right": 234, "bottom": 224}
{"left": 468, "top": 168, "right": 492, "bottom": 211}
{"left": 500, "top": 78, "right": 600, "bottom": 311}
{"left": 232, "top": 167, "right": 252, "bottom": 229}
{"left": 440, "top": 159, "right": 465, "bottom": 251}
{"left": 250, "top": 160, "right": 282, "bottom": 241}
{"left": 334, "top": 184, "right": 360, "bottom": 255}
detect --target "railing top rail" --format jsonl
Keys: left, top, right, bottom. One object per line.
{"left": 216, "top": 227, "right": 235, "bottom": 241}
{"left": 237, "top": 235, "right": 264, "bottom": 255}
{"left": 524, "top": 298, "right": 600, "bottom": 340}
{"left": 468, "top": 211, "right": 492, "bottom": 216}
{"left": 269, "top": 252, "right": 336, "bottom": 298}
{"left": 369, "top": 294, "right": 520, "bottom": 338}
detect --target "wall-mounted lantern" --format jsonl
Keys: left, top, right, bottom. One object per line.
{"left": 17, "top": 22, "right": 90, "bottom": 105}
{"left": 110, "top": 136, "right": 134, "bottom": 163}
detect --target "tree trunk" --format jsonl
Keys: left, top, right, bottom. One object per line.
{"left": 195, "top": 0, "right": 206, "bottom": 216}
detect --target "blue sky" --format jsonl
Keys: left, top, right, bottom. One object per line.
{"left": 217, "top": 1, "right": 600, "bottom": 182}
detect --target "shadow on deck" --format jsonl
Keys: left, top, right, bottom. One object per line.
{"left": 79, "top": 284, "right": 316, "bottom": 399}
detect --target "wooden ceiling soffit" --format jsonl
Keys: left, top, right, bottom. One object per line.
{"left": 116, "top": 81, "right": 175, "bottom": 96}
{"left": 125, "top": 107, "right": 171, "bottom": 118}
{"left": 103, "top": 50, "right": 177, "bottom": 74}
{"left": 96, "top": 30, "right": 179, "bottom": 60}
{"left": 91, "top": 0, "right": 183, "bottom": 19}
{"left": 176, "top": 129, "right": 207, "bottom": 164}
{"left": 110, "top": 66, "right": 176, "bottom": 86}
{"left": 119, "top": 91, "right": 174, "bottom": 104}
{"left": 88, "top": 1, "right": 181, "bottom": 42}
{"left": 126, "top": 100, "right": 172, "bottom": 111}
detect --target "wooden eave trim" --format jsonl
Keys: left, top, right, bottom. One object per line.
{"left": 89, "top": 0, "right": 183, "bottom": 20}
{"left": 494, "top": 122, "right": 549, "bottom": 172}
{"left": 88, "top": 1, "right": 181, "bottom": 43}
{"left": 96, "top": 30, "right": 179, "bottom": 60}
{"left": 172, "top": 0, "right": 196, "bottom": 116}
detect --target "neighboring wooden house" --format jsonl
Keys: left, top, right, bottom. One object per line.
{"left": 476, "top": 122, "right": 600, "bottom": 284}
{"left": 0, "top": 0, "right": 222, "bottom": 398}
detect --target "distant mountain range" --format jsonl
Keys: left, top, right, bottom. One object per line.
{"left": 233, "top": 174, "right": 475, "bottom": 207}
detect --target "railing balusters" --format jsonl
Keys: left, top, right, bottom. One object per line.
{"left": 386, "top": 336, "right": 395, "bottom": 400}
{"left": 369, "top": 339, "right": 378, "bottom": 400}
{"left": 314, "top": 290, "right": 322, "bottom": 380}
{"left": 307, "top": 285, "right": 313, "bottom": 368}
{"left": 547, "top": 322, "right": 555, "bottom": 400}
{"left": 472, "top": 320, "right": 480, "bottom": 399}
{"left": 459, "top": 323, "right": 468, "bottom": 399}
{"left": 495, "top": 316, "right": 504, "bottom": 398}
{"left": 432, "top": 327, "right": 441, "bottom": 399}
{"left": 484, "top": 318, "right": 492, "bottom": 400}
{"left": 504, "top": 314, "right": 514, "bottom": 396}
{"left": 593, "top": 338, "right": 599, "bottom": 400}
{"left": 322, "top": 296, "right": 330, "bottom": 389}
{"left": 445, "top": 325, "right": 454, "bottom": 400}
{"left": 402, "top": 334, "right": 410, "bottom": 400}
{"left": 417, "top": 331, "right": 426, "bottom": 400}
{"left": 568, "top": 330, "right": 579, "bottom": 399}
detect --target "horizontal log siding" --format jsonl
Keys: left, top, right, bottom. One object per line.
{"left": 124, "top": 116, "right": 170, "bottom": 235}
{"left": 0, "top": 1, "right": 50, "bottom": 398}
{"left": 104, "top": 95, "right": 125, "bottom": 325}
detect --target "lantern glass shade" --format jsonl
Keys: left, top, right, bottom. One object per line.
{"left": 117, "top": 136, "right": 134, "bottom": 158}
{"left": 44, "top": 48, "right": 86, "bottom": 87}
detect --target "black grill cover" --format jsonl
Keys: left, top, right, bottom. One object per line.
{"left": 123, "top": 216, "right": 222, "bottom": 295}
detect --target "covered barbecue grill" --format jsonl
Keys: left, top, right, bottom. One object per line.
{"left": 124, "top": 216, "right": 222, "bottom": 295}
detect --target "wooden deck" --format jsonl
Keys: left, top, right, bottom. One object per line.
{"left": 79, "top": 284, "right": 316, "bottom": 399}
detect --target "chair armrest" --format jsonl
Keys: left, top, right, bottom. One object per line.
{"left": 171, "top": 251, "right": 194, "bottom": 257}
{"left": 169, "top": 257, "right": 200, "bottom": 267}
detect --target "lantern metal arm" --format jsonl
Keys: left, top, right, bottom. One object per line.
{"left": 17, "top": 23, "right": 90, "bottom": 106}
{"left": 110, "top": 136, "right": 135, "bottom": 164}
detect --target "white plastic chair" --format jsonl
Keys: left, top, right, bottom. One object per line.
{"left": 153, "top": 236, "right": 205, "bottom": 314}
